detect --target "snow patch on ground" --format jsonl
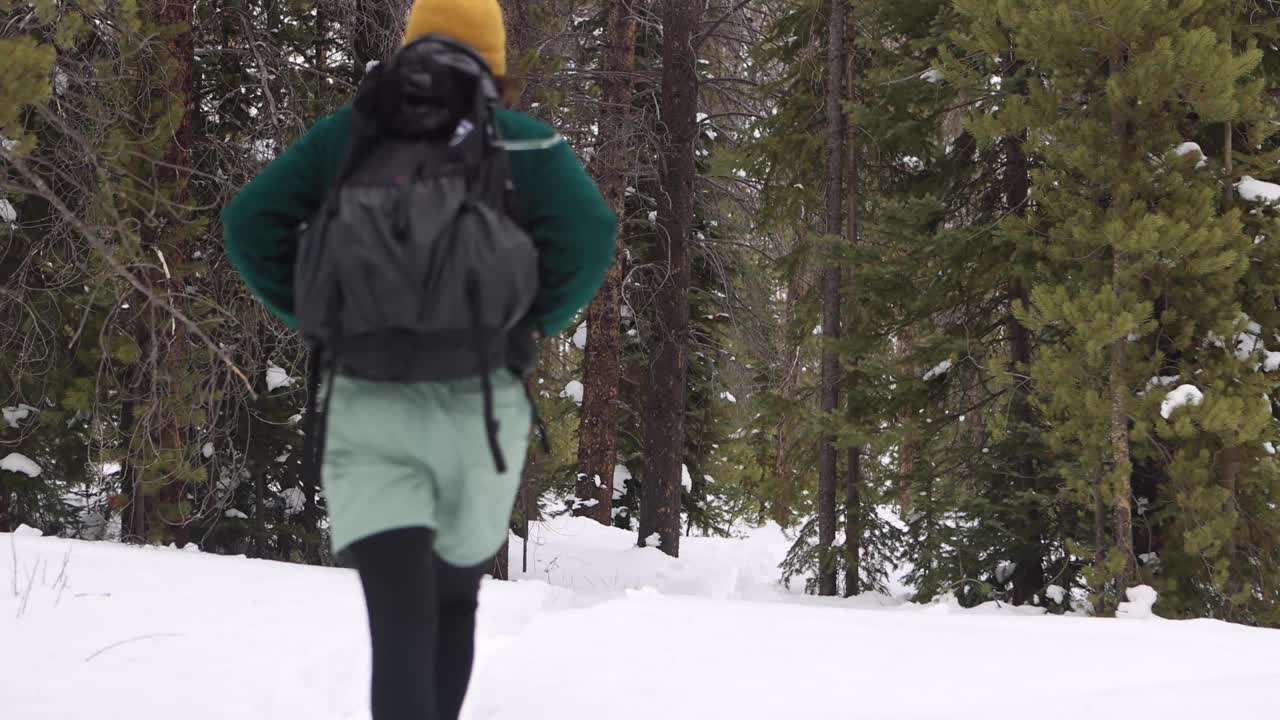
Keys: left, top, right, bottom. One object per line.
{"left": 572, "top": 323, "right": 588, "bottom": 350}
{"left": 5, "top": 521, "right": 1280, "bottom": 719}
{"left": 0, "top": 198, "right": 16, "bottom": 224}
{"left": 681, "top": 464, "right": 693, "bottom": 493}
{"left": 1161, "top": 384, "right": 1204, "bottom": 419}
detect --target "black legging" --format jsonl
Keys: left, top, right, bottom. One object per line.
{"left": 348, "top": 528, "right": 488, "bottom": 720}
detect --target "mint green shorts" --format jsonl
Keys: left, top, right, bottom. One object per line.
{"left": 321, "top": 370, "right": 531, "bottom": 567}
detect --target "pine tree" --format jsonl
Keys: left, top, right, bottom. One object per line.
{"left": 971, "top": 0, "right": 1280, "bottom": 616}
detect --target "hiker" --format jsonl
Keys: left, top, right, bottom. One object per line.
{"left": 221, "top": 0, "right": 616, "bottom": 717}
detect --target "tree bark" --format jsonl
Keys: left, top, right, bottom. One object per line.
{"left": 895, "top": 326, "right": 915, "bottom": 512}
{"left": 1092, "top": 465, "right": 1107, "bottom": 615}
{"left": 816, "top": 0, "right": 847, "bottom": 598}
{"left": 574, "top": 0, "right": 637, "bottom": 526}
{"left": 842, "top": 28, "right": 863, "bottom": 598}
{"left": 640, "top": 0, "right": 700, "bottom": 558}
{"left": 121, "top": 0, "right": 197, "bottom": 546}
{"left": 771, "top": 268, "right": 807, "bottom": 526}
{"left": 0, "top": 487, "right": 10, "bottom": 533}
{"left": 1004, "top": 114, "right": 1045, "bottom": 606}
{"left": 843, "top": 447, "right": 860, "bottom": 597}
{"left": 1108, "top": 48, "right": 1138, "bottom": 594}
{"left": 505, "top": 0, "right": 540, "bottom": 108}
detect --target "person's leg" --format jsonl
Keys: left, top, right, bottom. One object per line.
{"left": 349, "top": 527, "right": 439, "bottom": 720}
{"left": 433, "top": 557, "right": 488, "bottom": 720}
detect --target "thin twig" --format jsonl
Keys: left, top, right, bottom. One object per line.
{"left": 84, "top": 633, "right": 184, "bottom": 662}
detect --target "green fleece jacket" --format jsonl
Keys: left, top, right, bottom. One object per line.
{"left": 222, "top": 107, "right": 616, "bottom": 336}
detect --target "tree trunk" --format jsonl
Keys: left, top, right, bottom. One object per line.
{"left": 640, "top": 0, "right": 700, "bottom": 558}
{"left": 0, "top": 487, "right": 11, "bottom": 533}
{"left": 842, "top": 29, "right": 863, "bottom": 598}
{"left": 771, "top": 269, "right": 806, "bottom": 526}
{"left": 121, "top": 0, "right": 197, "bottom": 546}
{"left": 816, "top": 0, "right": 847, "bottom": 598}
{"left": 1092, "top": 465, "right": 1107, "bottom": 615}
{"left": 895, "top": 326, "right": 915, "bottom": 512}
{"left": 1108, "top": 48, "right": 1138, "bottom": 593}
{"left": 505, "top": 0, "right": 540, "bottom": 108}
{"left": 1003, "top": 111, "right": 1045, "bottom": 606}
{"left": 574, "top": 0, "right": 637, "bottom": 526}
{"left": 843, "top": 447, "right": 861, "bottom": 597}
{"left": 351, "top": 0, "right": 412, "bottom": 78}
{"left": 253, "top": 465, "right": 267, "bottom": 559}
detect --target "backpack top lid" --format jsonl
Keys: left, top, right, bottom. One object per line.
{"left": 358, "top": 34, "right": 500, "bottom": 139}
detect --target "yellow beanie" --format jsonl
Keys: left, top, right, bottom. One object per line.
{"left": 402, "top": 0, "right": 507, "bottom": 77}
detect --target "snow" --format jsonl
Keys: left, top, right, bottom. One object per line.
{"left": 1045, "top": 585, "right": 1067, "bottom": 604}
{"left": 201, "top": 442, "right": 214, "bottom": 459}
{"left": 4, "top": 522, "right": 1280, "bottom": 719}
{"left": 1264, "top": 351, "right": 1280, "bottom": 373}
{"left": 612, "top": 464, "right": 632, "bottom": 499}
{"left": 572, "top": 322, "right": 588, "bottom": 350}
{"left": 265, "top": 365, "right": 294, "bottom": 392}
{"left": 224, "top": 509, "right": 249, "bottom": 520}
{"left": 923, "top": 359, "right": 953, "bottom": 381}
{"left": 681, "top": 464, "right": 693, "bottom": 493}
{"left": 1174, "top": 142, "right": 1208, "bottom": 168}
{"left": 0, "top": 198, "right": 16, "bottom": 224}
{"left": 920, "top": 68, "right": 944, "bottom": 83}
{"left": 721, "top": 391, "right": 737, "bottom": 403}
{"left": 1142, "top": 375, "right": 1181, "bottom": 396}
{"left": 1, "top": 452, "right": 42, "bottom": 477}
{"left": 3, "top": 403, "right": 38, "bottom": 428}
{"left": 279, "top": 488, "right": 306, "bottom": 517}
{"left": 1237, "top": 176, "right": 1280, "bottom": 203}
{"left": 561, "top": 380, "right": 584, "bottom": 405}
{"left": 1266, "top": 442, "right": 1276, "bottom": 456}
{"left": 1116, "top": 585, "right": 1159, "bottom": 620}
{"left": 1161, "top": 384, "right": 1204, "bottom": 419}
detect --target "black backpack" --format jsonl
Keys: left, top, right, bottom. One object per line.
{"left": 295, "top": 35, "right": 540, "bottom": 475}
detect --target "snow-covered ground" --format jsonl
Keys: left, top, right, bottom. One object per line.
{"left": 4, "top": 519, "right": 1279, "bottom": 719}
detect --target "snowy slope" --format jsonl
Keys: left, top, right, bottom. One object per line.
{"left": 4, "top": 521, "right": 1280, "bottom": 720}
